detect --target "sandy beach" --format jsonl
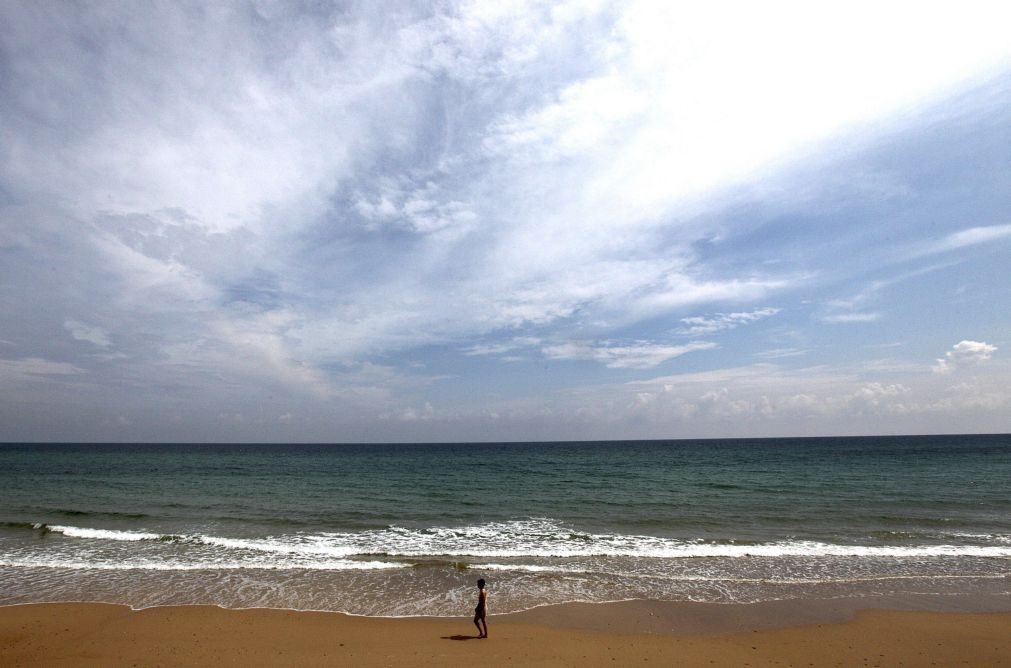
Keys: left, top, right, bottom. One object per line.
{"left": 2, "top": 598, "right": 1009, "bottom": 667}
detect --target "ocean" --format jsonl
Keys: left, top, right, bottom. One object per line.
{"left": 1, "top": 435, "right": 1008, "bottom": 616}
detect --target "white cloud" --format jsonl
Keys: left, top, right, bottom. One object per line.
{"left": 542, "top": 340, "right": 717, "bottom": 369}
{"left": 397, "top": 401, "right": 436, "bottom": 422}
{"left": 678, "top": 307, "right": 780, "bottom": 335}
{"left": 514, "top": 1, "right": 1011, "bottom": 221}
{"left": 353, "top": 181, "right": 478, "bottom": 236}
{"left": 0, "top": 357, "right": 85, "bottom": 382}
{"left": 2, "top": 2, "right": 1010, "bottom": 441}
{"left": 920, "top": 223, "right": 1011, "bottom": 256}
{"left": 462, "top": 342, "right": 521, "bottom": 356}
{"left": 461, "top": 336, "right": 545, "bottom": 357}
{"left": 933, "top": 340, "right": 998, "bottom": 374}
{"left": 755, "top": 347, "right": 807, "bottom": 359}
{"left": 13, "top": 0, "right": 1004, "bottom": 377}
{"left": 599, "top": 357, "right": 1010, "bottom": 436}
{"left": 415, "top": 356, "right": 1010, "bottom": 440}
{"left": 822, "top": 312, "right": 881, "bottom": 324}
{"left": 484, "top": 73, "right": 647, "bottom": 161}
{"left": 849, "top": 382, "right": 911, "bottom": 406}
{"left": 623, "top": 277, "right": 788, "bottom": 324}
{"left": 820, "top": 281, "right": 890, "bottom": 323}
{"left": 64, "top": 319, "right": 111, "bottom": 348}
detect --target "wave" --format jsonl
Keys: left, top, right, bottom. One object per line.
{"left": 19, "top": 519, "right": 1011, "bottom": 560}
{"left": 46, "top": 525, "right": 166, "bottom": 541}
{"left": 470, "top": 562, "right": 591, "bottom": 574}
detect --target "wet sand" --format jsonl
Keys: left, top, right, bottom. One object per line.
{"left": 1, "top": 597, "right": 1009, "bottom": 666}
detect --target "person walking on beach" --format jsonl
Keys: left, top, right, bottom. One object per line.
{"left": 473, "top": 578, "right": 488, "bottom": 638}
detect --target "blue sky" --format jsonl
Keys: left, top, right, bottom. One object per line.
{"left": 1, "top": 1, "right": 1009, "bottom": 442}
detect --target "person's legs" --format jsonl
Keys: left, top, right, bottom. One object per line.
{"left": 478, "top": 612, "right": 488, "bottom": 638}
{"left": 474, "top": 612, "right": 482, "bottom": 636}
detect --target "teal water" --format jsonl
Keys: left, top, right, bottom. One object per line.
{"left": 0, "top": 435, "right": 1009, "bottom": 615}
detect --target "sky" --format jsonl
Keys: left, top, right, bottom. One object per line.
{"left": 1, "top": 1, "right": 1009, "bottom": 442}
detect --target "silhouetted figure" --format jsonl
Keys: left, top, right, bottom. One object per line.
{"left": 473, "top": 578, "right": 488, "bottom": 638}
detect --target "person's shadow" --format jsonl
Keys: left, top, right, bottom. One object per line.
{"left": 441, "top": 635, "right": 481, "bottom": 641}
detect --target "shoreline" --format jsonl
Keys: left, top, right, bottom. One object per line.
{"left": 3, "top": 596, "right": 1009, "bottom": 666}
{"left": 5, "top": 590, "right": 1009, "bottom": 625}
{"left": 506, "top": 592, "right": 1011, "bottom": 635}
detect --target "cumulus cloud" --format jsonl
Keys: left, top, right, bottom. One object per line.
{"left": 848, "top": 382, "right": 911, "bottom": 407}
{"left": 933, "top": 340, "right": 998, "bottom": 374}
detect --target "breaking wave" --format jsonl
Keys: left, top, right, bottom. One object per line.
{"left": 17, "top": 519, "right": 1011, "bottom": 564}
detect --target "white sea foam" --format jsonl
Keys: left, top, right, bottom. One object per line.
{"left": 4, "top": 520, "right": 1009, "bottom": 615}
{"left": 197, "top": 535, "right": 360, "bottom": 558}
{"left": 25, "top": 520, "right": 1011, "bottom": 562}
{"left": 47, "top": 525, "right": 163, "bottom": 541}
{"left": 469, "top": 563, "right": 592, "bottom": 574}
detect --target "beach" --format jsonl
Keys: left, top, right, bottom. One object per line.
{"left": 3, "top": 1, "right": 1010, "bottom": 662}
{"left": 2, "top": 598, "right": 1010, "bottom": 667}
{"left": 2, "top": 438, "right": 1008, "bottom": 664}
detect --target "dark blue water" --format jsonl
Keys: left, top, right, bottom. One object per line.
{"left": 1, "top": 436, "right": 1008, "bottom": 615}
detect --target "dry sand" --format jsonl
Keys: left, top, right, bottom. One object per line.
{"left": 1, "top": 598, "right": 1009, "bottom": 667}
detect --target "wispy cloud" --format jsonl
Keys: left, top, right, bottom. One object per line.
{"left": 462, "top": 337, "right": 542, "bottom": 357}
{"left": 542, "top": 340, "right": 717, "bottom": 369}
{"left": 678, "top": 307, "right": 780, "bottom": 335}
{"left": 755, "top": 347, "right": 807, "bottom": 359}
{"left": 822, "top": 312, "right": 881, "bottom": 324}
{"left": 1, "top": 2, "right": 1010, "bottom": 440}
{"left": 820, "top": 281, "right": 886, "bottom": 324}
{"left": 0, "top": 357, "right": 85, "bottom": 382}
{"left": 918, "top": 223, "right": 1011, "bottom": 256}
{"left": 461, "top": 343, "right": 522, "bottom": 357}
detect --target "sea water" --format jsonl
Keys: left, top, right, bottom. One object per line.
{"left": 0, "top": 435, "right": 1008, "bottom": 615}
